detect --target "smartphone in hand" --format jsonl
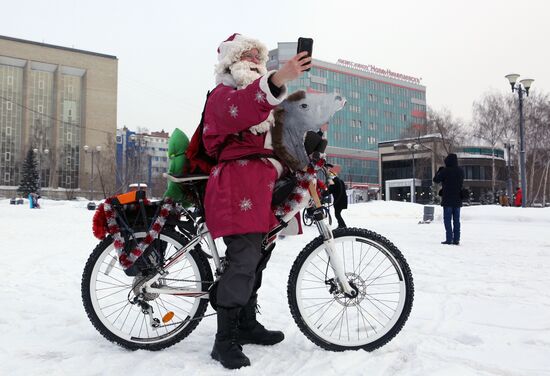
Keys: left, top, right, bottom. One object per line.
{"left": 297, "top": 37, "right": 313, "bottom": 71}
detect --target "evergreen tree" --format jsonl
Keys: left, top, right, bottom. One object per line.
{"left": 18, "top": 148, "right": 39, "bottom": 196}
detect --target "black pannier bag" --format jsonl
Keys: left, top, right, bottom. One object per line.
{"left": 115, "top": 200, "right": 174, "bottom": 277}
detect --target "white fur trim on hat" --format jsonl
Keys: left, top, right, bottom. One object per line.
{"left": 214, "top": 33, "right": 268, "bottom": 84}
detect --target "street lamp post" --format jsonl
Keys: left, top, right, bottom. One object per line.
{"left": 33, "top": 148, "right": 50, "bottom": 190}
{"left": 505, "top": 74, "right": 534, "bottom": 208}
{"left": 84, "top": 145, "right": 102, "bottom": 201}
{"left": 406, "top": 142, "right": 420, "bottom": 203}
{"left": 503, "top": 141, "right": 514, "bottom": 202}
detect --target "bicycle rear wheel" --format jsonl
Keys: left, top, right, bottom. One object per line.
{"left": 287, "top": 227, "right": 414, "bottom": 351}
{"left": 82, "top": 229, "right": 212, "bottom": 350}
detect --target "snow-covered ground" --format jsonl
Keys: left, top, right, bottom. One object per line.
{"left": 1, "top": 198, "right": 549, "bottom": 376}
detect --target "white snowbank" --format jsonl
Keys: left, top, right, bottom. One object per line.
{"left": 0, "top": 199, "right": 549, "bottom": 375}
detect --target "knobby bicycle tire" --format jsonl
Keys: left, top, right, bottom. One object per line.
{"left": 287, "top": 227, "right": 414, "bottom": 351}
{"left": 81, "top": 229, "right": 213, "bottom": 351}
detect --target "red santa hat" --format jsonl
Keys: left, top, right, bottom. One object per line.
{"left": 215, "top": 33, "right": 268, "bottom": 74}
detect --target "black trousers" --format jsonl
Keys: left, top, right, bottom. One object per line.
{"left": 334, "top": 207, "right": 347, "bottom": 228}
{"left": 216, "top": 233, "right": 272, "bottom": 308}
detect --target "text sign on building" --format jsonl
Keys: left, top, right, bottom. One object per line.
{"left": 336, "top": 59, "right": 422, "bottom": 84}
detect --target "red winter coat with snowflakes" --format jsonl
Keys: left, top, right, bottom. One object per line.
{"left": 203, "top": 73, "right": 287, "bottom": 239}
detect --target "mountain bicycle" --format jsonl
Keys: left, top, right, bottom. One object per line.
{"left": 81, "top": 163, "right": 414, "bottom": 352}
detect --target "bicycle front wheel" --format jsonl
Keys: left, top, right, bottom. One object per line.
{"left": 287, "top": 227, "right": 414, "bottom": 351}
{"left": 81, "top": 229, "right": 212, "bottom": 350}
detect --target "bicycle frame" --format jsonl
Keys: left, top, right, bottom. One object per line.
{"left": 141, "top": 173, "right": 356, "bottom": 299}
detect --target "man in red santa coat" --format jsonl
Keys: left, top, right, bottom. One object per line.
{"left": 203, "top": 34, "right": 311, "bottom": 369}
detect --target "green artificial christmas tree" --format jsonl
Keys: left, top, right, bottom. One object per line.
{"left": 17, "top": 148, "right": 40, "bottom": 196}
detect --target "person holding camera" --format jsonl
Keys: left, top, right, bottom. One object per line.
{"left": 202, "top": 33, "right": 311, "bottom": 369}
{"left": 433, "top": 153, "right": 464, "bottom": 245}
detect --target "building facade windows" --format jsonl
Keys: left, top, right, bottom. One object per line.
{"left": 464, "top": 165, "right": 492, "bottom": 180}
{"left": 0, "top": 63, "right": 24, "bottom": 186}
{"left": 332, "top": 117, "right": 343, "bottom": 126}
{"left": 1, "top": 36, "right": 117, "bottom": 194}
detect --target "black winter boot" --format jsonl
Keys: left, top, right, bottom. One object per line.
{"left": 211, "top": 307, "right": 251, "bottom": 369}
{"left": 237, "top": 295, "right": 284, "bottom": 346}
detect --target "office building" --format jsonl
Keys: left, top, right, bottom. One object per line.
{"left": 268, "top": 42, "right": 426, "bottom": 191}
{"left": 0, "top": 35, "right": 117, "bottom": 197}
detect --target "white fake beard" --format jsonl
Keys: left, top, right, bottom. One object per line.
{"left": 229, "top": 61, "right": 267, "bottom": 89}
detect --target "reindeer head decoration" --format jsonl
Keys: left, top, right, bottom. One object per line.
{"left": 271, "top": 91, "right": 346, "bottom": 171}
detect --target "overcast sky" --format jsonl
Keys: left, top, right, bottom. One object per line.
{"left": 2, "top": 0, "right": 549, "bottom": 137}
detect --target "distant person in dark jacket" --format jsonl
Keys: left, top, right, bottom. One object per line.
{"left": 514, "top": 187, "right": 522, "bottom": 207}
{"left": 328, "top": 172, "right": 348, "bottom": 228}
{"left": 433, "top": 153, "right": 464, "bottom": 245}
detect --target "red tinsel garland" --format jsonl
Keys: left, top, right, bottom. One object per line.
{"left": 273, "top": 159, "right": 326, "bottom": 217}
{"left": 92, "top": 203, "right": 107, "bottom": 240}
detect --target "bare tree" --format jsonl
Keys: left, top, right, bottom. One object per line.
{"left": 471, "top": 90, "right": 550, "bottom": 205}
{"left": 150, "top": 175, "right": 167, "bottom": 198}
{"left": 95, "top": 134, "right": 118, "bottom": 198}
{"left": 522, "top": 91, "right": 550, "bottom": 204}
{"left": 472, "top": 91, "right": 511, "bottom": 195}
{"left": 426, "top": 107, "right": 467, "bottom": 154}
{"left": 400, "top": 106, "right": 467, "bottom": 154}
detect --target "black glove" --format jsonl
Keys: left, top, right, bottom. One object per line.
{"left": 304, "top": 131, "right": 327, "bottom": 155}
{"left": 321, "top": 191, "right": 332, "bottom": 205}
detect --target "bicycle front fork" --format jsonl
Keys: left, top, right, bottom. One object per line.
{"left": 313, "top": 209, "right": 357, "bottom": 298}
